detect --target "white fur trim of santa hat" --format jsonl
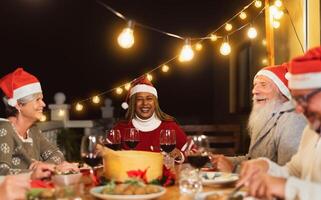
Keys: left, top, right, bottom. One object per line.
{"left": 130, "top": 84, "right": 158, "bottom": 98}
{"left": 8, "top": 82, "right": 42, "bottom": 106}
{"left": 256, "top": 69, "right": 291, "bottom": 100}
{"left": 288, "top": 71, "right": 321, "bottom": 89}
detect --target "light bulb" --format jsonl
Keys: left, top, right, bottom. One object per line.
{"left": 220, "top": 42, "right": 231, "bottom": 56}
{"left": 272, "top": 20, "right": 280, "bottom": 29}
{"left": 147, "top": 74, "right": 153, "bottom": 81}
{"left": 92, "top": 96, "right": 100, "bottom": 104}
{"left": 75, "top": 103, "right": 83, "bottom": 111}
{"left": 58, "top": 109, "right": 65, "bottom": 117}
{"left": 255, "top": 0, "right": 262, "bottom": 8}
{"left": 274, "top": 0, "right": 282, "bottom": 7}
{"left": 269, "top": 5, "right": 279, "bottom": 17}
{"left": 239, "top": 12, "right": 247, "bottom": 20}
{"left": 247, "top": 27, "right": 258, "bottom": 39}
{"left": 124, "top": 83, "right": 131, "bottom": 91}
{"left": 40, "top": 115, "right": 47, "bottom": 122}
{"left": 161, "top": 65, "right": 169, "bottom": 73}
{"left": 273, "top": 10, "right": 284, "bottom": 19}
{"left": 117, "top": 21, "right": 135, "bottom": 49}
{"left": 179, "top": 38, "right": 194, "bottom": 62}
{"left": 262, "top": 58, "right": 268, "bottom": 65}
{"left": 195, "top": 43, "right": 203, "bottom": 51}
{"left": 116, "top": 87, "right": 123, "bottom": 95}
{"left": 225, "top": 23, "right": 233, "bottom": 31}
{"left": 262, "top": 39, "right": 267, "bottom": 46}
{"left": 210, "top": 34, "right": 218, "bottom": 42}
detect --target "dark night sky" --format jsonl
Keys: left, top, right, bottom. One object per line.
{"left": 0, "top": 0, "right": 253, "bottom": 122}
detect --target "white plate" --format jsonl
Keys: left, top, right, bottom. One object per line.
{"left": 195, "top": 191, "right": 256, "bottom": 200}
{"left": 90, "top": 185, "right": 166, "bottom": 200}
{"left": 201, "top": 171, "right": 239, "bottom": 185}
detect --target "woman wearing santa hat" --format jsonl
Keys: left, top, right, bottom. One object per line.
{"left": 113, "top": 75, "right": 188, "bottom": 161}
{"left": 0, "top": 68, "right": 77, "bottom": 175}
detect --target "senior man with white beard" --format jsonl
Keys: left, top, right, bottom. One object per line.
{"left": 211, "top": 64, "right": 307, "bottom": 172}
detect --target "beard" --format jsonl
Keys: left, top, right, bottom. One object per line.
{"left": 247, "top": 99, "right": 283, "bottom": 139}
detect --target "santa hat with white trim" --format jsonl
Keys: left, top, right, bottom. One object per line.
{"left": 255, "top": 63, "right": 291, "bottom": 100}
{"left": 0, "top": 68, "right": 42, "bottom": 107}
{"left": 288, "top": 46, "right": 321, "bottom": 89}
{"left": 121, "top": 75, "right": 157, "bottom": 109}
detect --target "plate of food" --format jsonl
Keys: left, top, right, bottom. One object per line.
{"left": 90, "top": 183, "right": 166, "bottom": 200}
{"left": 200, "top": 171, "right": 239, "bottom": 185}
{"left": 195, "top": 191, "right": 256, "bottom": 200}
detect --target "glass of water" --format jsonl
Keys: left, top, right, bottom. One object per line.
{"left": 179, "top": 165, "right": 203, "bottom": 196}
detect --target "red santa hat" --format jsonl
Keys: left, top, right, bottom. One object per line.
{"left": 0, "top": 68, "right": 42, "bottom": 107}
{"left": 255, "top": 63, "right": 291, "bottom": 100}
{"left": 121, "top": 75, "right": 157, "bottom": 109}
{"left": 288, "top": 46, "right": 321, "bottom": 89}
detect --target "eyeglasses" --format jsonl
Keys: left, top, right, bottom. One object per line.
{"left": 292, "top": 88, "right": 321, "bottom": 109}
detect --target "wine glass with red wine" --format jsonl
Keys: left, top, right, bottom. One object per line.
{"left": 124, "top": 128, "right": 140, "bottom": 150}
{"left": 160, "top": 129, "right": 176, "bottom": 169}
{"left": 186, "top": 135, "right": 210, "bottom": 169}
{"left": 104, "top": 129, "right": 122, "bottom": 150}
{"left": 80, "top": 135, "right": 102, "bottom": 174}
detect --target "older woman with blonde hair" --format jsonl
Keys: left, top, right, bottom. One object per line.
{"left": 0, "top": 68, "right": 77, "bottom": 175}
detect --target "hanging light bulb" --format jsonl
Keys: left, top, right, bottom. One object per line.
{"left": 262, "top": 39, "right": 267, "bottom": 46}
{"left": 117, "top": 20, "right": 135, "bottom": 49}
{"left": 220, "top": 38, "right": 231, "bottom": 56}
{"left": 124, "top": 83, "right": 131, "bottom": 91}
{"left": 272, "top": 20, "right": 280, "bottom": 29}
{"left": 210, "top": 34, "right": 218, "bottom": 42}
{"left": 116, "top": 87, "right": 123, "bottom": 95}
{"left": 262, "top": 58, "right": 268, "bottom": 65}
{"left": 274, "top": 0, "right": 282, "bottom": 7}
{"left": 247, "top": 26, "right": 258, "bottom": 39}
{"left": 92, "top": 96, "right": 100, "bottom": 104}
{"left": 39, "top": 114, "right": 47, "bottom": 122}
{"left": 225, "top": 23, "right": 233, "bottom": 31}
{"left": 147, "top": 74, "right": 153, "bottom": 81}
{"left": 75, "top": 103, "right": 83, "bottom": 111}
{"left": 255, "top": 0, "right": 262, "bottom": 8}
{"left": 161, "top": 65, "right": 169, "bottom": 73}
{"left": 195, "top": 43, "right": 203, "bottom": 51}
{"left": 179, "top": 38, "right": 194, "bottom": 62}
{"left": 273, "top": 10, "right": 284, "bottom": 19}
{"left": 269, "top": 5, "right": 279, "bottom": 18}
{"left": 239, "top": 12, "right": 247, "bottom": 20}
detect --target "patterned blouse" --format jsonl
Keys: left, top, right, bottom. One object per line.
{"left": 0, "top": 120, "right": 65, "bottom": 175}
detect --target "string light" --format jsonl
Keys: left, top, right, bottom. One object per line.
{"left": 220, "top": 38, "right": 231, "bottom": 56}
{"left": 225, "top": 23, "right": 233, "bottom": 31}
{"left": 254, "top": 0, "right": 262, "bottom": 8}
{"left": 262, "top": 39, "right": 266, "bottom": 46}
{"left": 274, "top": 10, "right": 284, "bottom": 20}
{"left": 210, "top": 34, "right": 218, "bottom": 42}
{"left": 262, "top": 58, "right": 268, "bottom": 65}
{"left": 195, "top": 43, "right": 203, "bottom": 51}
{"left": 161, "top": 65, "right": 170, "bottom": 73}
{"left": 39, "top": 114, "right": 47, "bottom": 122}
{"left": 247, "top": 26, "right": 257, "bottom": 39}
{"left": 92, "top": 96, "right": 100, "bottom": 104}
{"left": 179, "top": 38, "right": 194, "bottom": 62}
{"left": 75, "top": 103, "right": 84, "bottom": 111}
{"left": 116, "top": 87, "right": 123, "bottom": 95}
{"left": 124, "top": 83, "right": 131, "bottom": 91}
{"left": 239, "top": 12, "right": 247, "bottom": 20}
{"left": 118, "top": 20, "right": 135, "bottom": 49}
{"left": 147, "top": 74, "right": 153, "bottom": 81}
{"left": 274, "top": 0, "right": 282, "bottom": 7}
{"left": 272, "top": 20, "right": 280, "bottom": 29}
{"left": 58, "top": 109, "right": 65, "bottom": 117}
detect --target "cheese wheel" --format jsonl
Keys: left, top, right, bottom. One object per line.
{"left": 103, "top": 150, "right": 163, "bottom": 182}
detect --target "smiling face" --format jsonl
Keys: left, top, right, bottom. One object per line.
{"left": 134, "top": 92, "right": 156, "bottom": 120}
{"left": 291, "top": 89, "right": 321, "bottom": 132}
{"left": 252, "top": 75, "right": 282, "bottom": 107}
{"left": 16, "top": 93, "right": 46, "bottom": 122}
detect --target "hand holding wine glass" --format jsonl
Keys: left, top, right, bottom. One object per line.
{"left": 186, "top": 135, "right": 210, "bottom": 169}
{"left": 81, "top": 135, "right": 102, "bottom": 173}
{"left": 160, "top": 129, "right": 176, "bottom": 169}
{"left": 124, "top": 128, "right": 140, "bottom": 150}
